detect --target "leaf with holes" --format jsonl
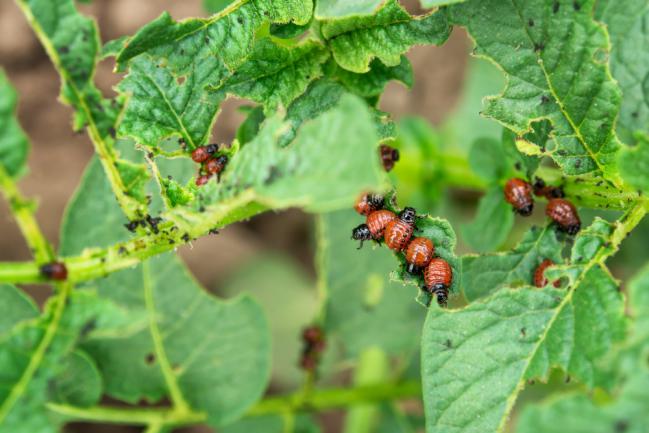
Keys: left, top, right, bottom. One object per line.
{"left": 462, "top": 225, "right": 563, "bottom": 302}
{"left": 450, "top": 0, "right": 624, "bottom": 183}
{"left": 115, "top": 1, "right": 313, "bottom": 148}
{"left": 423, "top": 218, "right": 627, "bottom": 433}
{"left": 318, "top": 0, "right": 451, "bottom": 73}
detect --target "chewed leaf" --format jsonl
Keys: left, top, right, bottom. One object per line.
{"left": 214, "top": 39, "right": 330, "bottom": 113}
{"left": 450, "top": 0, "right": 623, "bottom": 184}
{"left": 60, "top": 158, "right": 271, "bottom": 427}
{"left": 462, "top": 225, "right": 563, "bottom": 302}
{"left": 192, "top": 94, "right": 385, "bottom": 213}
{"left": 115, "top": 1, "right": 313, "bottom": 148}
{"left": 319, "top": 0, "right": 450, "bottom": 73}
{"left": 329, "top": 56, "right": 413, "bottom": 98}
{"left": 0, "top": 71, "right": 29, "bottom": 178}
{"left": 423, "top": 218, "right": 627, "bottom": 433}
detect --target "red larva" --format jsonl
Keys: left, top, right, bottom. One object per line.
{"left": 424, "top": 258, "right": 452, "bottom": 306}
{"left": 405, "top": 237, "right": 434, "bottom": 273}
{"left": 191, "top": 143, "right": 219, "bottom": 163}
{"left": 195, "top": 174, "right": 211, "bottom": 186}
{"left": 546, "top": 198, "right": 581, "bottom": 235}
{"left": 354, "top": 193, "right": 384, "bottom": 216}
{"left": 351, "top": 210, "right": 396, "bottom": 249}
{"left": 40, "top": 262, "right": 68, "bottom": 281}
{"left": 367, "top": 210, "right": 397, "bottom": 238}
{"left": 534, "top": 259, "right": 560, "bottom": 288}
{"left": 379, "top": 144, "right": 400, "bottom": 172}
{"left": 299, "top": 325, "right": 326, "bottom": 372}
{"left": 384, "top": 207, "right": 416, "bottom": 251}
{"left": 206, "top": 155, "right": 228, "bottom": 177}
{"left": 504, "top": 178, "right": 534, "bottom": 216}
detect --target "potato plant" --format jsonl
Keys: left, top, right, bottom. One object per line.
{"left": 0, "top": 0, "right": 648, "bottom": 432}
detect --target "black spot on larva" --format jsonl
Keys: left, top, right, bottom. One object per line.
{"left": 573, "top": 1, "right": 581, "bottom": 11}
{"left": 528, "top": 18, "right": 534, "bottom": 27}
{"left": 553, "top": 1, "right": 560, "bottom": 13}
{"left": 145, "top": 353, "right": 156, "bottom": 365}
{"left": 614, "top": 420, "right": 629, "bottom": 433}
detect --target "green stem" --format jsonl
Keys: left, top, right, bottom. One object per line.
{"left": 46, "top": 381, "right": 421, "bottom": 427}
{"left": 0, "top": 165, "right": 54, "bottom": 264}
{"left": 15, "top": 0, "right": 145, "bottom": 221}
{"left": 143, "top": 261, "right": 191, "bottom": 413}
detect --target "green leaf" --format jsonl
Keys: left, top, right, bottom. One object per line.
{"left": 329, "top": 56, "right": 413, "bottom": 98}
{"left": 16, "top": 0, "right": 118, "bottom": 137}
{"left": 203, "top": 0, "right": 236, "bottom": 14}
{"left": 315, "top": 0, "right": 386, "bottom": 19}
{"left": 461, "top": 186, "right": 514, "bottom": 253}
{"left": 450, "top": 0, "right": 623, "bottom": 182}
{"left": 319, "top": 0, "right": 450, "bottom": 73}
{"left": 423, "top": 218, "right": 627, "bottom": 433}
{"left": 213, "top": 39, "right": 330, "bottom": 113}
{"left": 0, "top": 285, "right": 38, "bottom": 335}
{"left": 115, "top": 1, "right": 313, "bottom": 148}
{"left": 595, "top": 0, "right": 649, "bottom": 144}
{"left": 196, "top": 94, "right": 384, "bottom": 213}
{"left": 516, "top": 373, "right": 649, "bottom": 433}
{"left": 422, "top": 288, "right": 562, "bottom": 433}
{"left": 461, "top": 225, "right": 562, "bottom": 302}
{"left": 0, "top": 288, "right": 109, "bottom": 432}
{"left": 468, "top": 137, "right": 510, "bottom": 182}
{"left": 420, "top": 0, "right": 466, "bottom": 6}
{"left": 221, "top": 414, "right": 321, "bottom": 433}
{"left": 319, "top": 210, "right": 424, "bottom": 357}
{"left": 221, "top": 254, "right": 318, "bottom": 388}
{"left": 50, "top": 351, "right": 102, "bottom": 408}
{"left": 0, "top": 71, "right": 29, "bottom": 178}
{"left": 236, "top": 106, "right": 265, "bottom": 145}
{"left": 619, "top": 133, "right": 649, "bottom": 194}
{"left": 114, "top": 159, "right": 150, "bottom": 203}
{"left": 515, "top": 262, "right": 649, "bottom": 433}
{"left": 60, "top": 159, "right": 271, "bottom": 427}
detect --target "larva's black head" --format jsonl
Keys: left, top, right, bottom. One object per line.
{"left": 205, "top": 143, "right": 219, "bottom": 155}
{"left": 565, "top": 222, "right": 581, "bottom": 236}
{"left": 533, "top": 177, "right": 545, "bottom": 192}
{"left": 368, "top": 194, "right": 385, "bottom": 210}
{"left": 216, "top": 154, "right": 229, "bottom": 166}
{"left": 549, "top": 187, "right": 565, "bottom": 198}
{"left": 432, "top": 284, "right": 448, "bottom": 307}
{"left": 518, "top": 203, "right": 534, "bottom": 216}
{"left": 352, "top": 224, "right": 372, "bottom": 249}
{"left": 399, "top": 207, "right": 417, "bottom": 225}
{"left": 392, "top": 148, "right": 400, "bottom": 161}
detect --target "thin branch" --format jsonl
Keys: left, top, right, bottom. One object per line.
{"left": 0, "top": 164, "right": 54, "bottom": 264}
{"left": 47, "top": 381, "right": 421, "bottom": 428}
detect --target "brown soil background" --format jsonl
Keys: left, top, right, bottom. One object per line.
{"left": 0, "top": 1, "right": 469, "bottom": 432}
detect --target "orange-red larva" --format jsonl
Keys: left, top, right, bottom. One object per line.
{"left": 405, "top": 237, "right": 434, "bottom": 273}
{"left": 504, "top": 178, "right": 534, "bottom": 216}
{"left": 379, "top": 144, "right": 400, "bottom": 172}
{"left": 534, "top": 259, "right": 560, "bottom": 288}
{"left": 40, "top": 262, "right": 68, "bottom": 281}
{"left": 424, "top": 258, "right": 452, "bottom": 306}
{"left": 546, "top": 198, "right": 580, "bottom": 235}
{"left": 384, "top": 207, "right": 416, "bottom": 251}
{"left": 367, "top": 209, "right": 397, "bottom": 239}
{"left": 354, "top": 193, "right": 384, "bottom": 216}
